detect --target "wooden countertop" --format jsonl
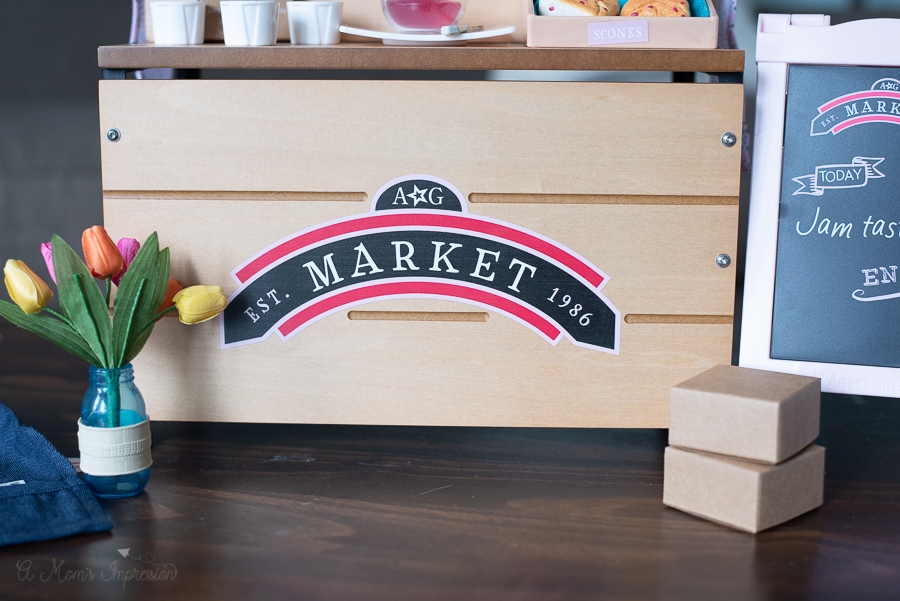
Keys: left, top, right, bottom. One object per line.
{"left": 2, "top": 323, "right": 897, "bottom": 600}
{"left": 98, "top": 43, "right": 744, "bottom": 73}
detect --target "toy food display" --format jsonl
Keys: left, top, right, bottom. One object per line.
{"left": 526, "top": 0, "right": 717, "bottom": 47}
{"left": 536, "top": 0, "right": 620, "bottom": 16}
{"left": 537, "top": 0, "right": 693, "bottom": 17}
{"left": 620, "top": 0, "right": 691, "bottom": 17}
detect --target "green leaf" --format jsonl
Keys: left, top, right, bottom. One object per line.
{"left": 117, "top": 277, "right": 146, "bottom": 366}
{"left": 122, "top": 246, "right": 171, "bottom": 365}
{"left": 52, "top": 234, "right": 113, "bottom": 367}
{"left": 0, "top": 300, "right": 101, "bottom": 365}
{"left": 122, "top": 326, "right": 153, "bottom": 366}
{"left": 113, "top": 232, "right": 161, "bottom": 366}
{"left": 150, "top": 247, "right": 171, "bottom": 317}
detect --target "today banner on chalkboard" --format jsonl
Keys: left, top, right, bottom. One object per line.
{"left": 773, "top": 65, "right": 900, "bottom": 367}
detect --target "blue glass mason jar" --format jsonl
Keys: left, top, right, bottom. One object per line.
{"left": 80, "top": 364, "right": 151, "bottom": 498}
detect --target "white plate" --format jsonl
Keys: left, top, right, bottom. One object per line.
{"left": 338, "top": 25, "right": 516, "bottom": 46}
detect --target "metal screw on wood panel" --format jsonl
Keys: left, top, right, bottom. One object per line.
{"left": 721, "top": 132, "right": 737, "bottom": 147}
{"left": 106, "top": 128, "right": 121, "bottom": 143}
{"left": 716, "top": 253, "right": 732, "bottom": 268}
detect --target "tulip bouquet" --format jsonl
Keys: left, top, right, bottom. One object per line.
{"left": 0, "top": 226, "right": 227, "bottom": 426}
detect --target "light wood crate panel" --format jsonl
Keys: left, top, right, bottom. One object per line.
{"left": 105, "top": 200, "right": 737, "bottom": 317}
{"left": 100, "top": 78, "right": 741, "bottom": 427}
{"left": 128, "top": 306, "right": 732, "bottom": 428}
{"left": 99, "top": 80, "right": 742, "bottom": 198}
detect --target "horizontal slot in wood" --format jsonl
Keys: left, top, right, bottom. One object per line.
{"left": 625, "top": 314, "right": 734, "bottom": 325}
{"left": 103, "top": 190, "right": 368, "bottom": 202}
{"left": 469, "top": 193, "right": 738, "bottom": 206}
{"left": 348, "top": 311, "right": 490, "bottom": 323}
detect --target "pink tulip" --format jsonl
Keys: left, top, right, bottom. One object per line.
{"left": 40, "top": 241, "right": 56, "bottom": 284}
{"left": 112, "top": 238, "right": 140, "bottom": 286}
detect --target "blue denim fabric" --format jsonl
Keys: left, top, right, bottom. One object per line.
{"left": 0, "top": 403, "right": 112, "bottom": 546}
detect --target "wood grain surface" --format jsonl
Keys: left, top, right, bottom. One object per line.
{"left": 97, "top": 44, "right": 745, "bottom": 73}
{"left": 97, "top": 75, "right": 740, "bottom": 427}
{"left": 0, "top": 324, "right": 898, "bottom": 600}
{"left": 103, "top": 199, "right": 736, "bottom": 427}
{"left": 98, "top": 80, "right": 742, "bottom": 197}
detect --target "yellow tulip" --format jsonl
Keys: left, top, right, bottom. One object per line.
{"left": 4, "top": 259, "right": 54, "bottom": 314}
{"left": 172, "top": 285, "right": 227, "bottom": 325}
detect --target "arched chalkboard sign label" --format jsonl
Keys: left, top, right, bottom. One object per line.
{"left": 740, "top": 14, "right": 900, "bottom": 397}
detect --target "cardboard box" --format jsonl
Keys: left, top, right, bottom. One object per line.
{"left": 145, "top": 0, "right": 526, "bottom": 44}
{"left": 663, "top": 445, "right": 825, "bottom": 533}
{"left": 669, "top": 365, "right": 820, "bottom": 464}
{"left": 526, "top": 0, "right": 718, "bottom": 48}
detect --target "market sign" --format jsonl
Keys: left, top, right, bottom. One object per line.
{"left": 772, "top": 67, "right": 900, "bottom": 368}
{"left": 810, "top": 78, "right": 900, "bottom": 136}
{"left": 220, "top": 175, "right": 620, "bottom": 353}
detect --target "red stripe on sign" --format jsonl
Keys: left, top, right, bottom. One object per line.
{"left": 818, "top": 90, "right": 900, "bottom": 113}
{"left": 831, "top": 114, "right": 900, "bottom": 134}
{"left": 276, "top": 281, "right": 562, "bottom": 341}
{"left": 235, "top": 213, "right": 604, "bottom": 288}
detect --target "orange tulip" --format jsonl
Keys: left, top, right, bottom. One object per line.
{"left": 158, "top": 278, "right": 183, "bottom": 313}
{"left": 82, "top": 226, "right": 125, "bottom": 279}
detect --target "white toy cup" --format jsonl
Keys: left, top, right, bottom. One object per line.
{"left": 220, "top": 1, "right": 280, "bottom": 46}
{"left": 150, "top": 1, "right": 206, "bottom": 45}
{"left": 287, "top": 1, "right": 343, "bottom": 45}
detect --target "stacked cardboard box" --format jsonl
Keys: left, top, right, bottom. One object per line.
{"left": 663, "top": 365, "right": 825, "bottom": 533}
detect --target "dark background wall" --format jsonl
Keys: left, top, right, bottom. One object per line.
{"left": 0, "top": 1, "right": 130, "bottom": 276}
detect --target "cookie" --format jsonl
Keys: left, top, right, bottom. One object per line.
{"left": 537, "top": 0, "right": 620, "bottom": 17}
{"left": 619, "top": 0, "right": 691, "bottom": 17}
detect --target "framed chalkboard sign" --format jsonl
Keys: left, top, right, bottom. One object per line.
{"left": 740, "top": 14, "right": 900, "bottom": 396}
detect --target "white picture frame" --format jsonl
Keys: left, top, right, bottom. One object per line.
{"left": 740, "top": 13, "right": 900, "bottom": 397}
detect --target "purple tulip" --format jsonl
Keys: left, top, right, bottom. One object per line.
{"left": 40, "top": 241, "right": 56, "bottom": 284}
{"left": 112, "top": 238, "right": 140, "bottom": 286}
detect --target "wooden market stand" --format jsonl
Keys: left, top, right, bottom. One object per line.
{"left": 96, "top": 44, "right": 744, "bottom": 428}
{"left": 99, "top": 44, "right": 743, "bottom": 74}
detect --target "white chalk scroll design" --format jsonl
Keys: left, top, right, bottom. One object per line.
{"left": 793, "top": 157, "right": 884, "bottom": 196}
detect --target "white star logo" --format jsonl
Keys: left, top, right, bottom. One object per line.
{"left": 406, "top": 185, "right": 429, "bottom": 206}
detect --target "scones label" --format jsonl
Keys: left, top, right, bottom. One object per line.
{"left": 588, "top": 20, "right": 649, "bottom": 46}
{"left": 220, "top": 175, "right": 621, "bottom": 353}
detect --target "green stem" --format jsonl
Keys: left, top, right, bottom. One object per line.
{"left": 137, "top": 305, "right": 179, "bottom": 338}
{"left": 153, "top": 305, "right": 179, "bottom": 322}
{"left": 105, "top": 277, "right": 112, "bottom": 310}
{"left": 105, "top": 367, "right": 121, "bottom": 428}
{"left": 42, "top": 307, "right": 76, "bottom": 329}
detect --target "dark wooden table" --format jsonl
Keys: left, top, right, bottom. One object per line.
{"left": 0, "top": 323, "right": 898, "bottom": 600}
